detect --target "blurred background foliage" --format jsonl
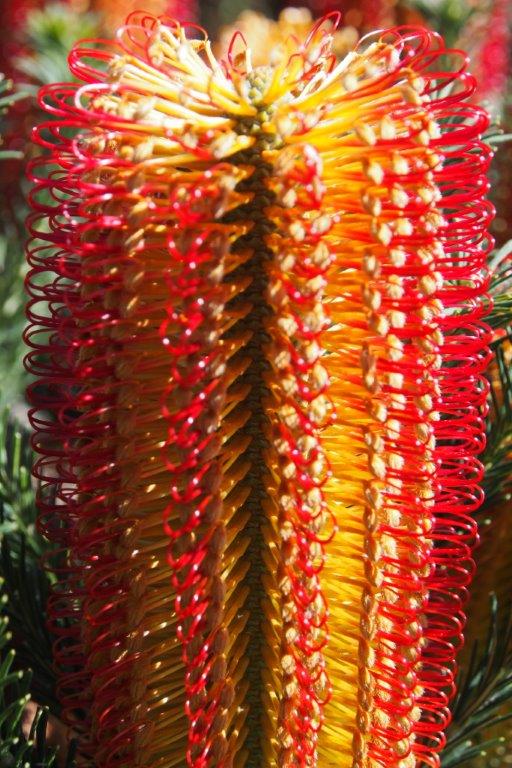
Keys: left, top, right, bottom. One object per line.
{"left": 0, "top": 0, "right": 512, "bottom": 765}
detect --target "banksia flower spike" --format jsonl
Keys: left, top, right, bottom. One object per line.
{"left": 25, "top": 12, "right": 494, "bottom": 768}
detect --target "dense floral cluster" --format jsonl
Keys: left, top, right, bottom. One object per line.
{"left": 26, "top": 13, "right": 492, "bottom": 768}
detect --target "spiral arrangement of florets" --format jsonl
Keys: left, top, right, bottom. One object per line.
{"left": 25, "top": 13, "right": 493, "bottom": 768}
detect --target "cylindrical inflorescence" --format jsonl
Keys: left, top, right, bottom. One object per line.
{"left": 25, "top": 14, "right": 493, "bottom": 768}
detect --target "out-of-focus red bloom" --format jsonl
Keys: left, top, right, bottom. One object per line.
{"left": 87, "top": 0, "right": 197, "bottom": 32}
{"left": 0, "top": 0, "right": 41, "bottom": 77}
{"left": 477, "top": 0, "right": 510, "bottom": 108}
{"left": 458, "top": 0, "right": 510, "bottom": 116}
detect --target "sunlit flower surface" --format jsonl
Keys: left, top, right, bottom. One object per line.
{"left": 26, "top": 12, "right": 493, "bottom": 768}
